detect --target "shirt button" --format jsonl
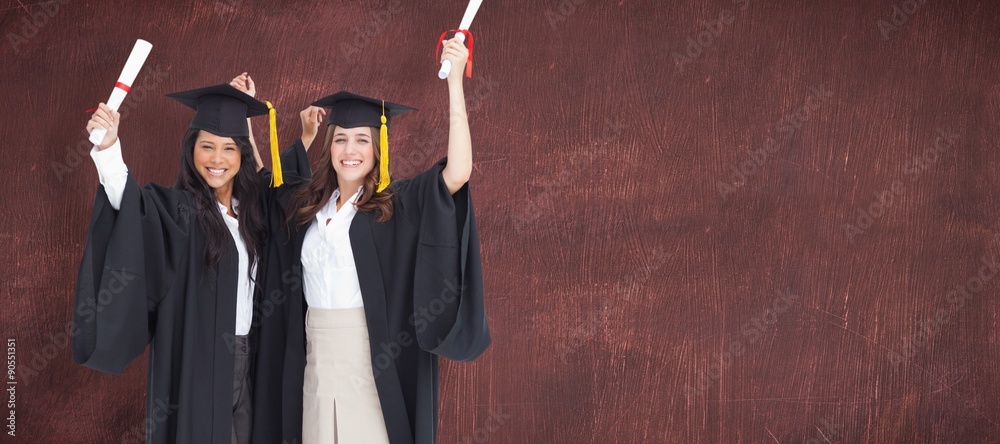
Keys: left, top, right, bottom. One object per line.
{"left": 241, "top": 346, "right": 247, "bottom": 353}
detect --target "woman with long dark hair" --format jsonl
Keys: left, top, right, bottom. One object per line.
{"left": 72, "top": 80, "right": 302, "bottom": 443}
{"left": 254, "top": 37, "right": 491, "bottom": 444}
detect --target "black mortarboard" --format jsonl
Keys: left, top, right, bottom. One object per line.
{"left": 166, "top": 84, "right": 270, "bottom": 138}
{"left": 311, "top": 91, "right": 416, "bottom": 129}
{"left": 311, "top": 91, "right": 416, "bottom": 192}
{"left": 166, "top": 83, "right": 284, "bottom": 187}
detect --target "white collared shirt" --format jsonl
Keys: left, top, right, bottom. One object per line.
{"left": 301, "top": 187, "right": 365, "bottom": 309}
{"left": 218, "top": 197, "right": 257, "bottom": 336}
{"left": 91, "top": 140, "right": 257, "bottom": 335}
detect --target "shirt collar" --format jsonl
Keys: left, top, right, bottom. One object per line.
{"left": 320, "top": 186, "right": 364, "bottom": 220}
{"left": 331, "top": 186, "right": 365, "bottom": 203}
{"left": 217, "top": 197, "right": 239, "bottom": 216}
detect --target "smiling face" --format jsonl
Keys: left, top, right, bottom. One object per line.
{"left": 192, "top": 130, "right": 241, "bottom": 193}
{"left": 329, "top": 125, "right": 376, "bottom": 186}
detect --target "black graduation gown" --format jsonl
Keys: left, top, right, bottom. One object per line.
{"left": 251, "top": 141, "right": 491, "bottom": 444}
{"left": 72, "top": 147, "right": 309, "bottom": 444}
{"left": 249, "top": 140, "right": 312, "bottom": 442}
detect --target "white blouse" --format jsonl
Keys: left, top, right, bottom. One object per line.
{"left": 90, "top": 140, "right": 256, "bottom": 335}
{"left": 301, "top": 187, "right": 365, "bottom": 309}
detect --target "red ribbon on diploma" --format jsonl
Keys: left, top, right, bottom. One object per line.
{"left": 436, "top": 29, "right": 474, "bottom": 78}
{"left": 86, "top": 82, "right": 132, "bottom": 112}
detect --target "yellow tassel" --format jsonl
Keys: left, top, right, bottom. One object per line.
{"left": 266, "top": 101, "right": 282, "bottom": 187}
{"left": 377, "top": 100, "right": 390, "bottom": 192}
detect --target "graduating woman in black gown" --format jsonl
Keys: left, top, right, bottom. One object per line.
{"left": 73, "top": 79, "right": 302, "bottom": 443}
{"left": 250, "top": 37, "right": 491, "bottom": 443}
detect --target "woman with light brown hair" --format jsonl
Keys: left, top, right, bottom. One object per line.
{"left": 252, "top": 37, "right": 491, "bottom": 444}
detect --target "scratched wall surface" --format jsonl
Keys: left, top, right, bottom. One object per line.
{"left": 1, "top": 0, "right": 999, "bottom": 442}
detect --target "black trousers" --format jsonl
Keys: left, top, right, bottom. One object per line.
{"left": 232, "top": 335, "right": 251, "bottom": 444}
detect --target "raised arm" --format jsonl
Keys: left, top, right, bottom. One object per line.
{"left": 248, "top": 118, "right": 263, "bottom": 171}
{"left": 439, "top": 37, "right": 473, "bottom": 195}
{"left": 86, "top": 103, "right": 129, "bottom": 209}
{"left": 230, "top": 72, "right": 265, "bottom": 171}
{"left": 76, "top": 104, "right": 191, "bottom": 374}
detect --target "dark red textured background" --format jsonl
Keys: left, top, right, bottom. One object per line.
{"left": 2, "top": 0, "right": 999, "bottom": 442}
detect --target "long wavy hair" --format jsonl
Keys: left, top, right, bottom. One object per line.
{"left": 289, "top": 126, "right": 395, "bottom": 228}
{"left": 174, "top": 128, "right": 264, "bottom": 277}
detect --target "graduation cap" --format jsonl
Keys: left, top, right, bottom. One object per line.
{"left": 167, "top": 83, "right": 284, "bottom": 187}
{"left": 312, "top": 91, "right": 416, "bottom": 192}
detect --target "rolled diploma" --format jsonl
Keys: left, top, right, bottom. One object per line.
{"left": 437, "top": 32, "right": 467, "bottom": 80}
{"left": 437, "top": 0, "right": 482, "bottom": 79}
{"left": 89, "top": 39, "right": 153, "bottom": 145}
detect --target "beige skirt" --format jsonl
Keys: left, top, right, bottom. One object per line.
{"left": 303, "top": 307, "right": 390, "bottom": 444}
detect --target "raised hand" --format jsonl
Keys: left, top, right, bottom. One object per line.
{"left": 86, "top": 103, "right": 120, "bottom": 151}
{"left": 440, "top": 37, "right": 470, "bottom": 83}
{"left": 300, "top": 106, "right": 327, "bottom": 152}
{"left": 230, "top": 72, "right": 256, "bottom": 98}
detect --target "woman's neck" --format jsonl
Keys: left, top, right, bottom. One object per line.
{"left": 215, "top": 183, "right": 235, "bottom": 217}
{"left": 336, "top": 179, "right": 363, "bottom": 211}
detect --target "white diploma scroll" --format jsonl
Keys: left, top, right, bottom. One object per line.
{"left": 438, "top": 0, "right": 482, "bottom": 79}
{"left": 89, "top": 39, "right": 153, "bottom": 145}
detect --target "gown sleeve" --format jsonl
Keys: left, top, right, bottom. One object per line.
{"left": 257, "top": 138, "right": 312, "bottom": 189}
{"left": 72, "top": 169, "right": 193, "bottom": 375}
{"left": 393, "top": 157, "right": 491, "bottom": 362}
{"left": 90, "top": 140, "right": 128, "bottom": 209}
{"left": 250, "top": 140, "right": 312, "bottom": 443}
{"left": 257, "top": 138, "right": 313, "bottom": 219}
